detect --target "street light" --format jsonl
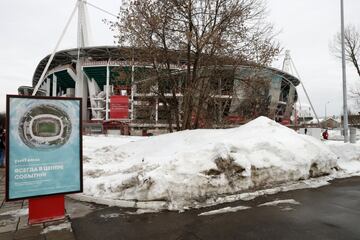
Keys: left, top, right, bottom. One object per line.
{"left": 341, "top": 0, "right": 349, "bottom": 142}
{"left": 325, "top": 101, "right": 330, "bottom": 121}
{"left": 325, "top": 101, "right": 330, "bottom": 129}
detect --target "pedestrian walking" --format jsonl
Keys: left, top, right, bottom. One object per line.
{"left": 322, "top": 129, "right": 329, "bottom": 140}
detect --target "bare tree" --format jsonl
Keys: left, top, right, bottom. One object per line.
{"left": 106, "top": 0, "right": 281, "bottom": 130}
{"left": 331, "top": 25, "right": 360, "bottom": 109}
{"left": 331, "top": 25, "right": 360, "bottom": 77}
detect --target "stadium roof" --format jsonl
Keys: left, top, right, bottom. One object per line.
{"left": 32, "top": 46, "right": 300, "bottom": 87}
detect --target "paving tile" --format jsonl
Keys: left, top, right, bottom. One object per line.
{"left": 18, "top": 236, "right": 46, "bottom": 240}
{"left": 45, "top": 229, "right": 76, "bottom": 240}
{"left": 0, "top": 206, "right": 21, "bottom": 214}
{"left": 13, "top": 226, "right": 42, "bottom": 240}
{"left": 0, "top": 222, "right": 17, "bottom": 233}
{"left": 0, "top": 231, "right": 14, "bottom": 240}
{"left": 17, "top": 216, "right": 29, "bottom": 230}
{"left": 2, "top": 202, "right": 23, "bottom": 208}
{"left": 43, "top": 218, "right": 68, "bottom": 227}
{"left": 22, "top": 201, "right": 28, "bottom": 208}
{"left": 0, "top": 214, "right": 17, "bottom": 223}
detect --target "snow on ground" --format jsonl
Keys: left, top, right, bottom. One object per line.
{"left": 328, "top": 129, "right": 360, "bottom": 141}
{"left": 199, "top": 206, "right": 251, "bottom": 216}
{"left": 258, "top": 199, "right": 300, "bottom": 207}
{"left": 198, "top": 198, "right": 300, "bottom": 216}
{"left": 77, "top": 116, "right": 342, "bottom": 210}
{"left": 41, "top": 222, "right": 72, "bottom": 234}
{"left": 325, "top": 140, "right": 360, "bottom": 176}
{"left": 0, "top": 208, "right": 28, "bottom": 217}
{"left": 126, "top": 209, "right": 160, "bottom": 215}
{"left": 100, "top": 213, "right": 122, "bottom": 219}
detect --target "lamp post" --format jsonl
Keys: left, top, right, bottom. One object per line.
{"left": 341, "top": 0, "right": 349, "bottom": 142}
{"left": 325, "top": 101, "right": 330, "bottom": 128}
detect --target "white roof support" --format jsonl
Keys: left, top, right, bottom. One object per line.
{"left": 32, "top": 2, "right": 79, "bottom": 96}
{"left": 77, "top": 0, "right": 89, "bottom": 48}
{"left": 282, "top": 50, "right": 321, "bottom": 127}
{"left": 67, "top": 68, "right": 79, "bottom": 83}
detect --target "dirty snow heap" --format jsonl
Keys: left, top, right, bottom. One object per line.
{"left": 80, "top": 117, "right": 338, "bottom": 210}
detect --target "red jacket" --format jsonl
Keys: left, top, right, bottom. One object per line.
{"left": 322, "top": 131, "right": 328, "bottom": 140}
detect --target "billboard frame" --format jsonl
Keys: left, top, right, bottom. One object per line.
{"left": 5, "top": 95, "right": 83, "bottom": 201}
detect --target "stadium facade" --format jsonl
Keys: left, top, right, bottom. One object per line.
{"left": 19, "top": 46, "right": 300, "bottom": 134}
{"left": 18, "top": 1, "right": 300, "bottom": 134}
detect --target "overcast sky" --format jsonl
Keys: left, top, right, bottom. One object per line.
{"left": 1, "top": 0, "right": 359, "bottom": 117}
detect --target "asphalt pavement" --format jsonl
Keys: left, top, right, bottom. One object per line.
{"left": 2, "top": 167, "right": 360, "bottom": 240}
{"left": 70, "top": 176, "right": 360, "bottom": 240}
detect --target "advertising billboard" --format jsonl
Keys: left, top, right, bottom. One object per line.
{"left": 6, "top": 95, "right": 82, "bottom": 201}
{"left": 110, "top": 96, "right": 129, "bottom": 119}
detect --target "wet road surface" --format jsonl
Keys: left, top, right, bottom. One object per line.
{"left": 70, "top": 176, "right": 360, "bottom": 240}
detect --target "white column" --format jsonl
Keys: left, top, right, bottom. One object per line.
{"left": 46, "top": 78, "right": 51, "bottom": 96}
{"left": 155, "top": 97, "right": 159, "bottom": 123}
{"left": 75, "top": 61, "right": 88, "bottom": 120}
{"left": 52, "top": 74, "right": 57, "bottom": 96}
{"left": 131, "top": 63, "right": 135, "bottom": 120}
{"left": 105, "top": 62, "right": 110, "bottom": 120}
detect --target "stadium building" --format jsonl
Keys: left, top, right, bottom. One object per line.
{"left": 18, "top": 1, "right": 300, "bottom": 134}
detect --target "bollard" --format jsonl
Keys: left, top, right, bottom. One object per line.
{"left": 350, "top": 127, "right": 357, "bottom": 144}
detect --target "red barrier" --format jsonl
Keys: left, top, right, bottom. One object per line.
{"left": 28, "top": 195, "right": 65, "bottom": 224}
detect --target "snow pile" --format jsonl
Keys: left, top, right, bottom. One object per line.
{"left": 79, "top": 116, "right": 339, "bottom": 210}
{"left": 83, "top": 135, "right": 143, "bottom": 163}
{"left": 325, "top": 141, "right": 360, "bottom": 175}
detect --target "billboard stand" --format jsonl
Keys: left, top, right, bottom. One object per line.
{"left": 6, "top": 95, "right": 82, "bottom": 225}
{"left": 29, "top": 195, "right": 65, "bottom": 224}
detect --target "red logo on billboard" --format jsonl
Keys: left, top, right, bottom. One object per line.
{"left": 110, "top": 96, "right": 129, "bottom": 119}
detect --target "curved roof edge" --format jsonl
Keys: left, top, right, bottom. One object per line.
{"left": 32, "top": 46, "right": 301, "bottom": 87}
